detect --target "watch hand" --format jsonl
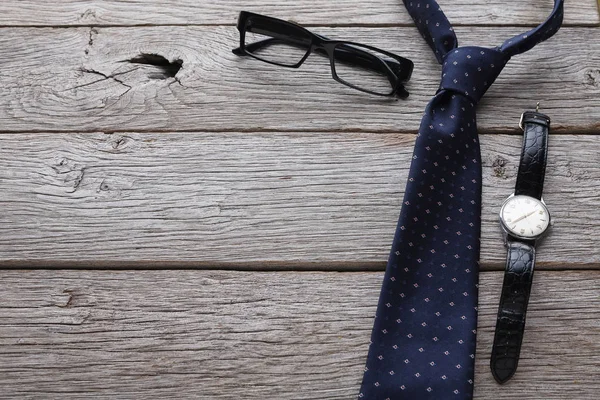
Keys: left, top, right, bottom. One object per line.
{"left": 511, "top": 209, "right": 537, "bottom": 224}
{"left": 509, "top": 210, "right": 537, "bottom": 230}
{"left": 524, "top": 209, "right": 538, "bottom": 219}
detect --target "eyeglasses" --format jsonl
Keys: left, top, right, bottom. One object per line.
{"left": 232, "top": 11, "right": 414, "bottom": 98}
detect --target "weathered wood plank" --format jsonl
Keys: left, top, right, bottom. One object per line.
{"left": 0, "top": 0, "right": 597, "bottom": 27}
{"left": 0, "top": 132, "right": 597, "bottom": 268}
{"left": 0, "top": 270, "right": 598, "bottom": 399}
{"left": 0, "top": 27, "right": 598, "bottom": 133}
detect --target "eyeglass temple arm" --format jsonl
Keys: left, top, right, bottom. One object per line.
{"left": 329, "top": 44, "right": 407, "bottom": 82}
{"left": 312, "top": 34, "right": 406, "bottom": 79}
{"left": 232, "top": 36, "right": 411, "bottom": 82}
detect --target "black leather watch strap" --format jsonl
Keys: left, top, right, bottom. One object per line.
{"left": 490, "top": 240, "right": 536, "bottom": 384}
{"left": 514, "top": 111, "right": 550, "bottom": 199}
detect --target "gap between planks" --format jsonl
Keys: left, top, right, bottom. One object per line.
{"left": 1, "top": 261, "right": 599, "bottom": 272}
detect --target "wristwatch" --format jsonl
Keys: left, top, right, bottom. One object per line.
{"left": 490, "top": 107, "right": 552, "bottom": 384}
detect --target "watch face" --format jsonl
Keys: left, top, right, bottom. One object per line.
{"left": 500, "top": 195, "right": 551, "bottom": 239}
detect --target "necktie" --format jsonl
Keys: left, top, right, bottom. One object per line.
{"left": 358, "top": 1, "right": 564, "bottom": 399}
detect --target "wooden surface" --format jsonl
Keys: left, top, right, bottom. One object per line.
{"left": 0, "top": 270, "right": 599, "bottom": 399}
{"left": 0, "top": 27, "right": 599, "bottom": 133}
{"left": 0, "top": 0, "right": 599, "bottom": 398}
{"left": 1, "top": 133, "right": 600, "bottom": 268}
{"left": 0, "top": 0, "right": 597, "bottom": 27}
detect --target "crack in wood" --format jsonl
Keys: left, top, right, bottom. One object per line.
{"left": 84, "top": 27, "right": 98, "bottom": 55}
{"left": 61, "top": 289, "right": 75, "bottom": 308}
{"left": 70, "top": 68, "right": 134, "bottom": 98}
{"left": 69, "top": 167, "right": 85, "bottom": 193}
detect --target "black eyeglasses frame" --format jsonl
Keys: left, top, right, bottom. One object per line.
{"left": 233, "top": 11, "right": 414, "bottom": 98}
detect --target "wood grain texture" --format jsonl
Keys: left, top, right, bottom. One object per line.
{"left": 0, "top": 270, "right": 598, "bottom": 399}
{"left": 0, "top": 26, "right": 598, "bottom": 134}
{"left": 1, "top": 132, "right": 598, "bottom": 268}
{"left": 0, "top": 0, "right": 597, "bottom": 27}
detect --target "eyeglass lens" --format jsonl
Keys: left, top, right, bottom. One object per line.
{"left": 244, "top": 17, "right": 312, "bottom": 67}
{"left": 332, "top": 44, "right": 397, "bottom": 95}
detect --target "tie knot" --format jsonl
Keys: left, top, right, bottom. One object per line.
{"left": 439, "top": 47, "right": 510, "bottom": 103}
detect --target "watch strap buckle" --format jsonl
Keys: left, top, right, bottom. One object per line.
{"left": 519, "top": 102, "right": 541, "bottom": 130}
{"left": 519, "top": 112, "right": 525, "bottom": 131}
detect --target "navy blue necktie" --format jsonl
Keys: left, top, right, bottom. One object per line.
{"left": 358, "top": 1, "right": 564, "bottom": 399}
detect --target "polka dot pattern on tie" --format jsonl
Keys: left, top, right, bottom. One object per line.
{"left": 358, "top": 1, "right": 564, "bottom": 399}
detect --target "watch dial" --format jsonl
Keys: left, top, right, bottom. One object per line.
{"left": 500, "top": 195, "right": 550, "bottom": 239}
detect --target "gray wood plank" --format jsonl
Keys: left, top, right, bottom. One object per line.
{"left": 0, "top": 0, "right": 596, "bottom": 27}
{"left": 0, "top": 27, "right": 598, "bottom": 133}
{"left": 0, "top": 132, "right": 597, "bottom": 268}
{"left": 0, "top": 270, "right": 598, "bottom": 399}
